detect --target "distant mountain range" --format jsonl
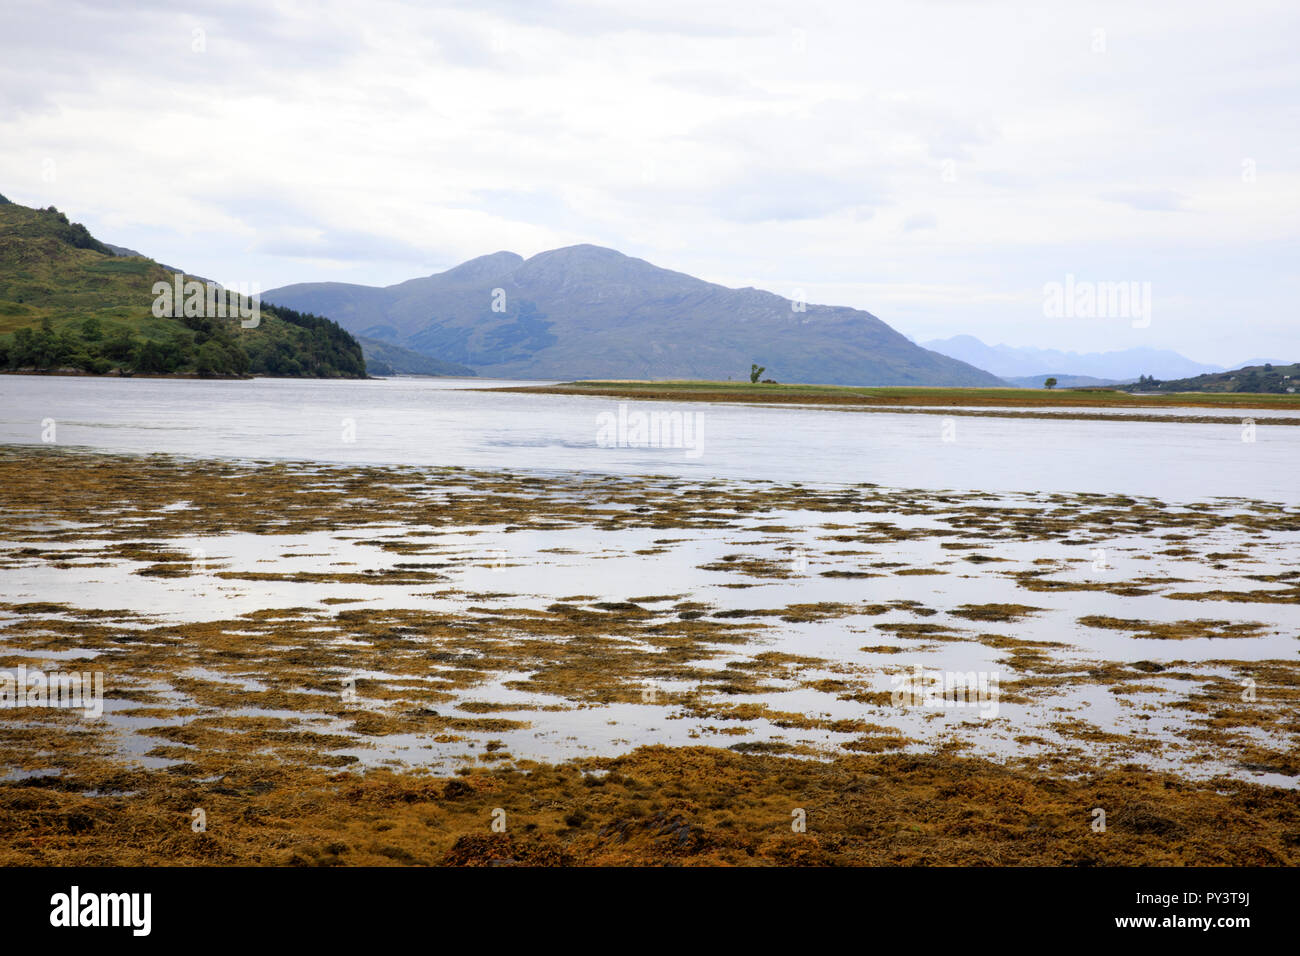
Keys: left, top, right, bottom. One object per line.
{"left": 922, "top": 335, "right": 1228, "bottom": 382}
{"left": 1001, "top": 374, "right": 1130, "bottom": 389}
{"left": 264, "top": 246, "right": 1003, "bottom": 386}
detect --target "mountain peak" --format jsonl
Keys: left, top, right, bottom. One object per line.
{"left": 535, "top": 243, "right": 625, "bottom": 259}
{"left": 515, "top": 244, "right": 698, "bottom": 294}
{"left": 521, "top": 244, "right": 639, "bottom": 271}
{"left": 436, "top": 250, "right": 523, "bottom": 283}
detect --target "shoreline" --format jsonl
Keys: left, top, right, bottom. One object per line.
{"left": 0, "top": 369, "right": 377, "bottom": 381}
{"left": 501, "top": 381, "right": 1300, "bottom": 415}
{"left": 0, "top": 447, "right": 1294, "bottom": 865}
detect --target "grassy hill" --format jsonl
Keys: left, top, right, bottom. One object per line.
{"left": 1121, "top": 364, "right": 1300, "bottom": 394}
{"left": 0, "top": 196, "right": 365, "bottom": 378}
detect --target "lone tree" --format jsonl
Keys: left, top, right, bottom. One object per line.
{"left": 750, "top": 363, "right": 765, "bottom": 384}
{"left": 1044, "top": 377, "right": 1058, "bottom": 389}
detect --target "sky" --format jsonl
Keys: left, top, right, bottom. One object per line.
{"left": 2, "top": 0, "right": 1297, "bottom": 365}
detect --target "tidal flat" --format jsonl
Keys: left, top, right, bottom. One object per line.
{"left": 0, "top": 447, "right": 1296, "bottom": 865}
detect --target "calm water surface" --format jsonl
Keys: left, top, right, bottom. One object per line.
{"left": 0, "top": 375, "right": 1295, "bottom": 502}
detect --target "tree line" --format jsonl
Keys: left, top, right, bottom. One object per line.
{"left": 1, "top": 305, "right": 366, "bottom": 378}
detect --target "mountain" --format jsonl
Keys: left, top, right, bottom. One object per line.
{"left": 102, "top": 241, "right": 185, "bottom": 275}
{"left": 1122, "top": 363, "right": 1300, "bottom": 394}
{"left": 1002, "top": 374, "right": 1132, "bottom": 389}
{"left": 1233, "top": 358, "right": 1295, "bottom": 370}
{"left": 353, "top": 334, "right": 475, "bottom": 377}
{"left": 264, "top": 245, "right": 1003, "bottom": 386}
{"left": 923, "top": 334, "right": 1223, "bottom": 381}
{"left": 0, "top": 198, "right": 366, "bottom": 378}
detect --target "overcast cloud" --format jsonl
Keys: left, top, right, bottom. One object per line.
{"left": 2, "top": 0, "right": 1297, "bottom": 363}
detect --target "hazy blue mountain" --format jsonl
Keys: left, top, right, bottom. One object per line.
{"left": 265, "top": 245, "right": 1003, "bottom": 386}
{"left": 353, "top": 334, "right": 475, "bottom": 377}
{"left": 923, "top": 334, "right": 1223, "bottom": 381}
{"left": 1232, "top": 357, "right": 1295, "bottom": 370}
{"left": 1002, "top": 374, "right": 1132, "bottom": 389}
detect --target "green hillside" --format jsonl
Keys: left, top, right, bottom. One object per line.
{"left": 0, "top": 198, "right": 366, "bottom": 378}
{"left": 1122, "top": 364, "right": 1300, "bottom": 395}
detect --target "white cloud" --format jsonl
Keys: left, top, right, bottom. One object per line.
{"left": 1, "top": 0, "right": 1297, "bottom": 362}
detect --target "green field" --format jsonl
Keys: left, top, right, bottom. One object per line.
{"left": 505, "top": 379, "right": 1300, "bottom": 411}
